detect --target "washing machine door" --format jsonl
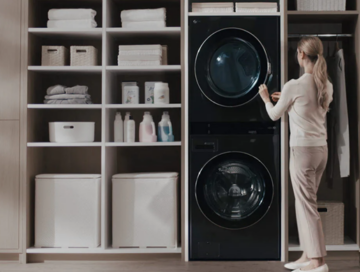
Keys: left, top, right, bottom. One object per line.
{"left": 195, "top": 152, "right": 274, "bottom": 229}
{"left": 195, "top": 28, "right": 271, "bottom": 107}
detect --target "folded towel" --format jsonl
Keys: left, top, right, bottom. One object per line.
{"left": 46, "top": 85, "right": 66, "bottom": 95}
{"left": 45, "top": 94, "right": 91, "bottom": 100}
{"left": 192, "top": 7, "right": 234, "bottom": 12}
{"left": 44, "top": 99, "right": 92, "bottom": 104}
{"left": 65, "top": 85, "right": 89, "bottom": 95}
{"left": 118, "top": 60, "right": 162, "bottom": 66}
{"left": 119, "top": 44, "right": 163, "bottom": 51}
{"left": 121, "top": 8, "right": 166, "bottom": 22}
{"left": 118, "top": 55, "right": 162, "bottom": 61}
{"left": 192, "top": 2, "right": 234, "bottom": 8}
{"left": 235, "top": 2, "right": 277, "bottom": 12}
{"left": 47, "top": 19, "right": 97, "bottom": 29}
{"left": 122, "top": 20, "right": 166, "bottom": 28}
{"left": 48, "top": 9, "right": 97, "bottom": 20}
{"left": 236, "top": 7, "right": 278, "bottom": 12}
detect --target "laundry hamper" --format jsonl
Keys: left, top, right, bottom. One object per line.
{"left": 41, "top": 46, "right": 69, "bottom": 66}
{"left": 318, "top": 201, "right": 344, "bottom": 245}
{"left": 70, "top": 46, "right": 98, "bottom": 66}
{"left": 296, "top": 0, "right": 346, "bottom": 11}
{"left": 35, "top": 174, "right": 101, "bottom": 248}
{"left": 112, "top": 172, "right": 178, "bottom": 249}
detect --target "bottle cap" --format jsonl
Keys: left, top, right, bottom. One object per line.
{"left": 129, "top": 116, "right": 133, "bottom": 120}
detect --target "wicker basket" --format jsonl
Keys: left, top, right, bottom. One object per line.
{"left": 70, "top": 46, "right": 98, "bottom": 66}
{"left": 41, "top": 46, "right": 69, "bottom": 66}
{"left": 296, "top": 0, "right": 346, "bottom": 11}
{"left": 318, "top": 201, "right": 344, "bottom": 245}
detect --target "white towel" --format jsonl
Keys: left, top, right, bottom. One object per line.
{"left": 121, "top": 8, "right": 166, "bottom": 22}
{"left": 48, "top": 9, "right": 97, "bottom": 20}
{"left": 122, "top": 21, "right": 166, "bottom": 28}
{"left": 44, "top": 99, "right": 92, "bottom": 104}
{"left": 192, "top": 7, "right": 234, "bottom": 12}
{"left": 65, "top": 85, "right": 89, "bottom": 95}
{"left": 47, "top": 19, "right": 97, "bottom": 29}
{"left": 235, "top": 2, "right": 278, "bottom": 12}
{"left": 118, "top": 55, "right": 162, "bottom": 61}
{"left": 45, "top": 94, "right": 91, "bottom": 100}
{"left": 118, "top": 60, "right": 162, "bottom": 66}
{"left": 119, "top": 44, "right": 162, "bottom": 51}
{"left": 46, "top": 85, "right": 66, "bottom": 95}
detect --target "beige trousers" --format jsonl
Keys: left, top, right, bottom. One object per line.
{"left": 290, "top": 146, "right": 328, "bottom": 258}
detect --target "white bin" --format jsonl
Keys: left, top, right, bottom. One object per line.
{"left": 49, "top": 122, "right": 95, "bottom": 143}
{"left": 35, "top": 174, "right": 101, "bottom": 248}
{"left": 112, "top": 172, "right": 178, "bottom": 249}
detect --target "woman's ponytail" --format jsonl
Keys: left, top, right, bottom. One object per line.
{"left": 298, "top": 37, "right": 329, "bottom": 111}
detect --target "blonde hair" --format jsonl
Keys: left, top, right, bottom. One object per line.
{"left": 297, "top": 36, "right": 329, "bottom": 111}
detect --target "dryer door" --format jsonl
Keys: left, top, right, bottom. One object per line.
{"left": 195, "top": 28, "right": 271, "bottom": 108}
{"left": 195, "top": 152, "right": 274, "bottom": 229}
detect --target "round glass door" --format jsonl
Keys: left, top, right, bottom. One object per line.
{"left": 195, "top": 152, "right": 274, "bottom": 229}
{"left": 195, "top": 28, "right": 270, "bottom": 107}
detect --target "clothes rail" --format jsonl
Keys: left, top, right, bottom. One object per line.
{"left": 288, "top": 34, "right": 353, "bottom": 38}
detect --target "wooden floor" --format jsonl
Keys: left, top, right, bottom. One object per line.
{"left": 0, "top": 258, "right": 359, "bottom": 272}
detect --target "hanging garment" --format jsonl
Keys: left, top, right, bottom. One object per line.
{"left": 327, "top": 49, "right": 350, "bottom": 178}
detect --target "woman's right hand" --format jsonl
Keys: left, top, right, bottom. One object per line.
{"left": 271, "top": 92, "right": 281, "bottom": 102}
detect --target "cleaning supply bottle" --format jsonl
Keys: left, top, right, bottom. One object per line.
{"left": 139, "top": 112, "right": 157, "bottom": 142}
{"left": 154, "top": 82, "right": 170, "bottom": 104}
{"left": 158, "top": 111, "right": 174, "bottom": 142}
{"left": 126, "top": 115, "right": 135, "bottom": 143}
{"left": 123, "top": 112, "right": 130, "bottom": 142}
{"left": 114, "top": 112, "right": 123, "bottom": 142}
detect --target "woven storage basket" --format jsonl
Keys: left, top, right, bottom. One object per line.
{"left": 70, "top": 46, "right": 98, "bottom": 66}
{"left": 296, "top": 0, "right": 346, "bottom": 11}
{"left": 318, "top": 201, "right": 344, "bottom": 245}
{"left": 41, "top": 46, "right": 69, "bottom": 66}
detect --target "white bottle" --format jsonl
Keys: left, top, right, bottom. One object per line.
{"left": 158, "top": 111, "right": 174, "bottom": 142}
{"left": 154, "top": 82, "right": 170, "bottom": 104}
{"left": 123, "top": 86, "right": 139, "bottom": 104}
{"left": 139, "top": 112, "right": 157, "bottom": 142}
{"left": 123, "top": 112, "right": 130, "bottom": 142}
{"left": 114, "top": 112, "right": 123, "bottom": 142}
{"left": 126, "top": 115, "right": 135, "bottom": 143}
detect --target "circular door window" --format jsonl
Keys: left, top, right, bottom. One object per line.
{"left": 195, "top": 28, "right": 270, "bottom": 107}
{"left": 195, "top": 152, "right": 274, "bottom": 229}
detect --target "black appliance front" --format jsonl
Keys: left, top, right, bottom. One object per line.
{"left": 189, "top": 124, "right": 281, "bottom": 260}
{"left": 189, "top": 16, "right": 280, "bottom": 123}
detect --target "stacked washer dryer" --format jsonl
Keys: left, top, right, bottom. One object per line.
{"left": 188, "top": 16, "right": 281, "bottom": 260}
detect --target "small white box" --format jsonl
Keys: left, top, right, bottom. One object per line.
{"left": 145, "top": 81, "right": 162, "bottom": 104}
{"left": 42, "top": 46, "right": 69, "bottom": 66}
{"left": 70, "top": 46, "right": 98, "bottom": 66}
{"left": 49, "top": 122, "right": 95, "bottom": 143}
{"left": 112, "top": 172, "right": 178, "bottom": 248}
{"left": 35, "top": 174, "right": 101, "bottom": 248}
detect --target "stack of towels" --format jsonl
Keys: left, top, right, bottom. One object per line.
{"left": 47, "top": 9, "right": 97, "bottom": 28}
{"left": 192, "top": 2, "right": 234, "bottom": 13}
{"left": 118, "top": 45, "right": 165, "bottom": 66}
{"left": 235, "top": 2, "right": 278, "bottom": 13}
{"left": 120, "top": 8, "right": 166, "bottom": 28}
{"left": 44, "top": 85, "right": 92, "bottom": 104}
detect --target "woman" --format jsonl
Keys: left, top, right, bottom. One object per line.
{"left": 259, "top": 36, "right": 333, "bottom": 272}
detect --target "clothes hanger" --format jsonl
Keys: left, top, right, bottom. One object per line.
{"left": 334, "top": 34, "right": 340, "bottom": 56}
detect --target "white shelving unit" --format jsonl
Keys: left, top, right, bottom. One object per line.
{"left": 289, "top": 237, "right": 359, "bottom": 252}
{"left": 25, "top": 0, "right": 182, "bottom": 257}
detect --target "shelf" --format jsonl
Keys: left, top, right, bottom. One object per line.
{"left": 26, "top": 247, "right": 181, "bottom": 254}
{"left": 189, "top": 12, "right": 280, "bottom": 16}
{"left": 289, "top": 237, "right": 359, "bottom": 251}
{"left": 28, "top": 28, "right": 103, "bottom": 38}
{"left": 28, "top": 66, "right": 103, "bottom": 73}
{"left": 287, "top": 11, "right": 358, "bottom": 23}
{"left": 27, "top": 142, "right": 102, "bottom": 147}
{"left": 28, "top": 104, "right": 102, "bottom": 109}
{"left": 106, "top": 142, "right": 181, "bottom": 147}
{"left": 106, "top": 66, "right": 181, "bottom": 73}
{"left": 106, "top": 104, "right": 181, "bottom": 109}
{"left": 107, "top": 27, "right": 181, "bottom": 37}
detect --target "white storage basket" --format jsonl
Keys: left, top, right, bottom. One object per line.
{"left": 70, "top": 46, "right": 98, "bottom": 66}
{"left": 49, "top": 122, "right": 95, "bottom": 143}
{"left": 41, "top": 46, "right": 69, "bottom": 66}
{"left": 35, "top": 174, "right": 101, "bottom": 248}
{"left": 296, "top": 0, "right": 346, "bottom": 11}
{"left": 318, "top": 201, "right": 344, "bottom": 245}
{"left": 112, "top": 172, "right": 178, "bottom": 249}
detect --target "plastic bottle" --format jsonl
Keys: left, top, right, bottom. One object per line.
{"left": 126, "top": 115, "right": 135, "bottom": 143}
{"left": 114, "top": 112, "right": 123, "bottom": 142}
{"left": 154, "top": 82, "right": 170, "bottom": 104}
{"left": 158, "top": 111, "right": 174, "bottom": 142}
{"left": 139, "top": 112, "right": 157, "bottom": 142}
{"left": 123, "top": 112, "right": 130, "bottom": 142}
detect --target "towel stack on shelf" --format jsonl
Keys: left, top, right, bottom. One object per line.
{"left": 235, "top": 2, "right": 278, "bottom": 13}
{"left": 120, "top": 8, "right": 166, "bottom": 28}
{"left": 44, "top": 85, "right": 92, "bottom": 104}
{"left": 47, "top": 9, "right": 97, "bottom": 29}
{"left": 118, "top": 45, "right": 167, "bottom": 66}
{"left": 192, "top": 2, "right": 234, "bottom": 13}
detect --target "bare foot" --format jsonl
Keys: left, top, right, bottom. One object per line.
{"left": 301, "top": 258, "right": 325, "bottom": 271}
{"left": 294, "top": 252, "right": 310, "bottom": 264}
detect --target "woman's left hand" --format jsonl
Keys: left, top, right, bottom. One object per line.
{"left": 259, "top": 84, "right": 270, "bottom": 103}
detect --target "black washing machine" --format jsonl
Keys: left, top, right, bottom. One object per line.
{"left": 189, "top": 123, "right": 281, "bottom": 260}
{"left": 189, "top": 16, "right": 280, "bottom": 123}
